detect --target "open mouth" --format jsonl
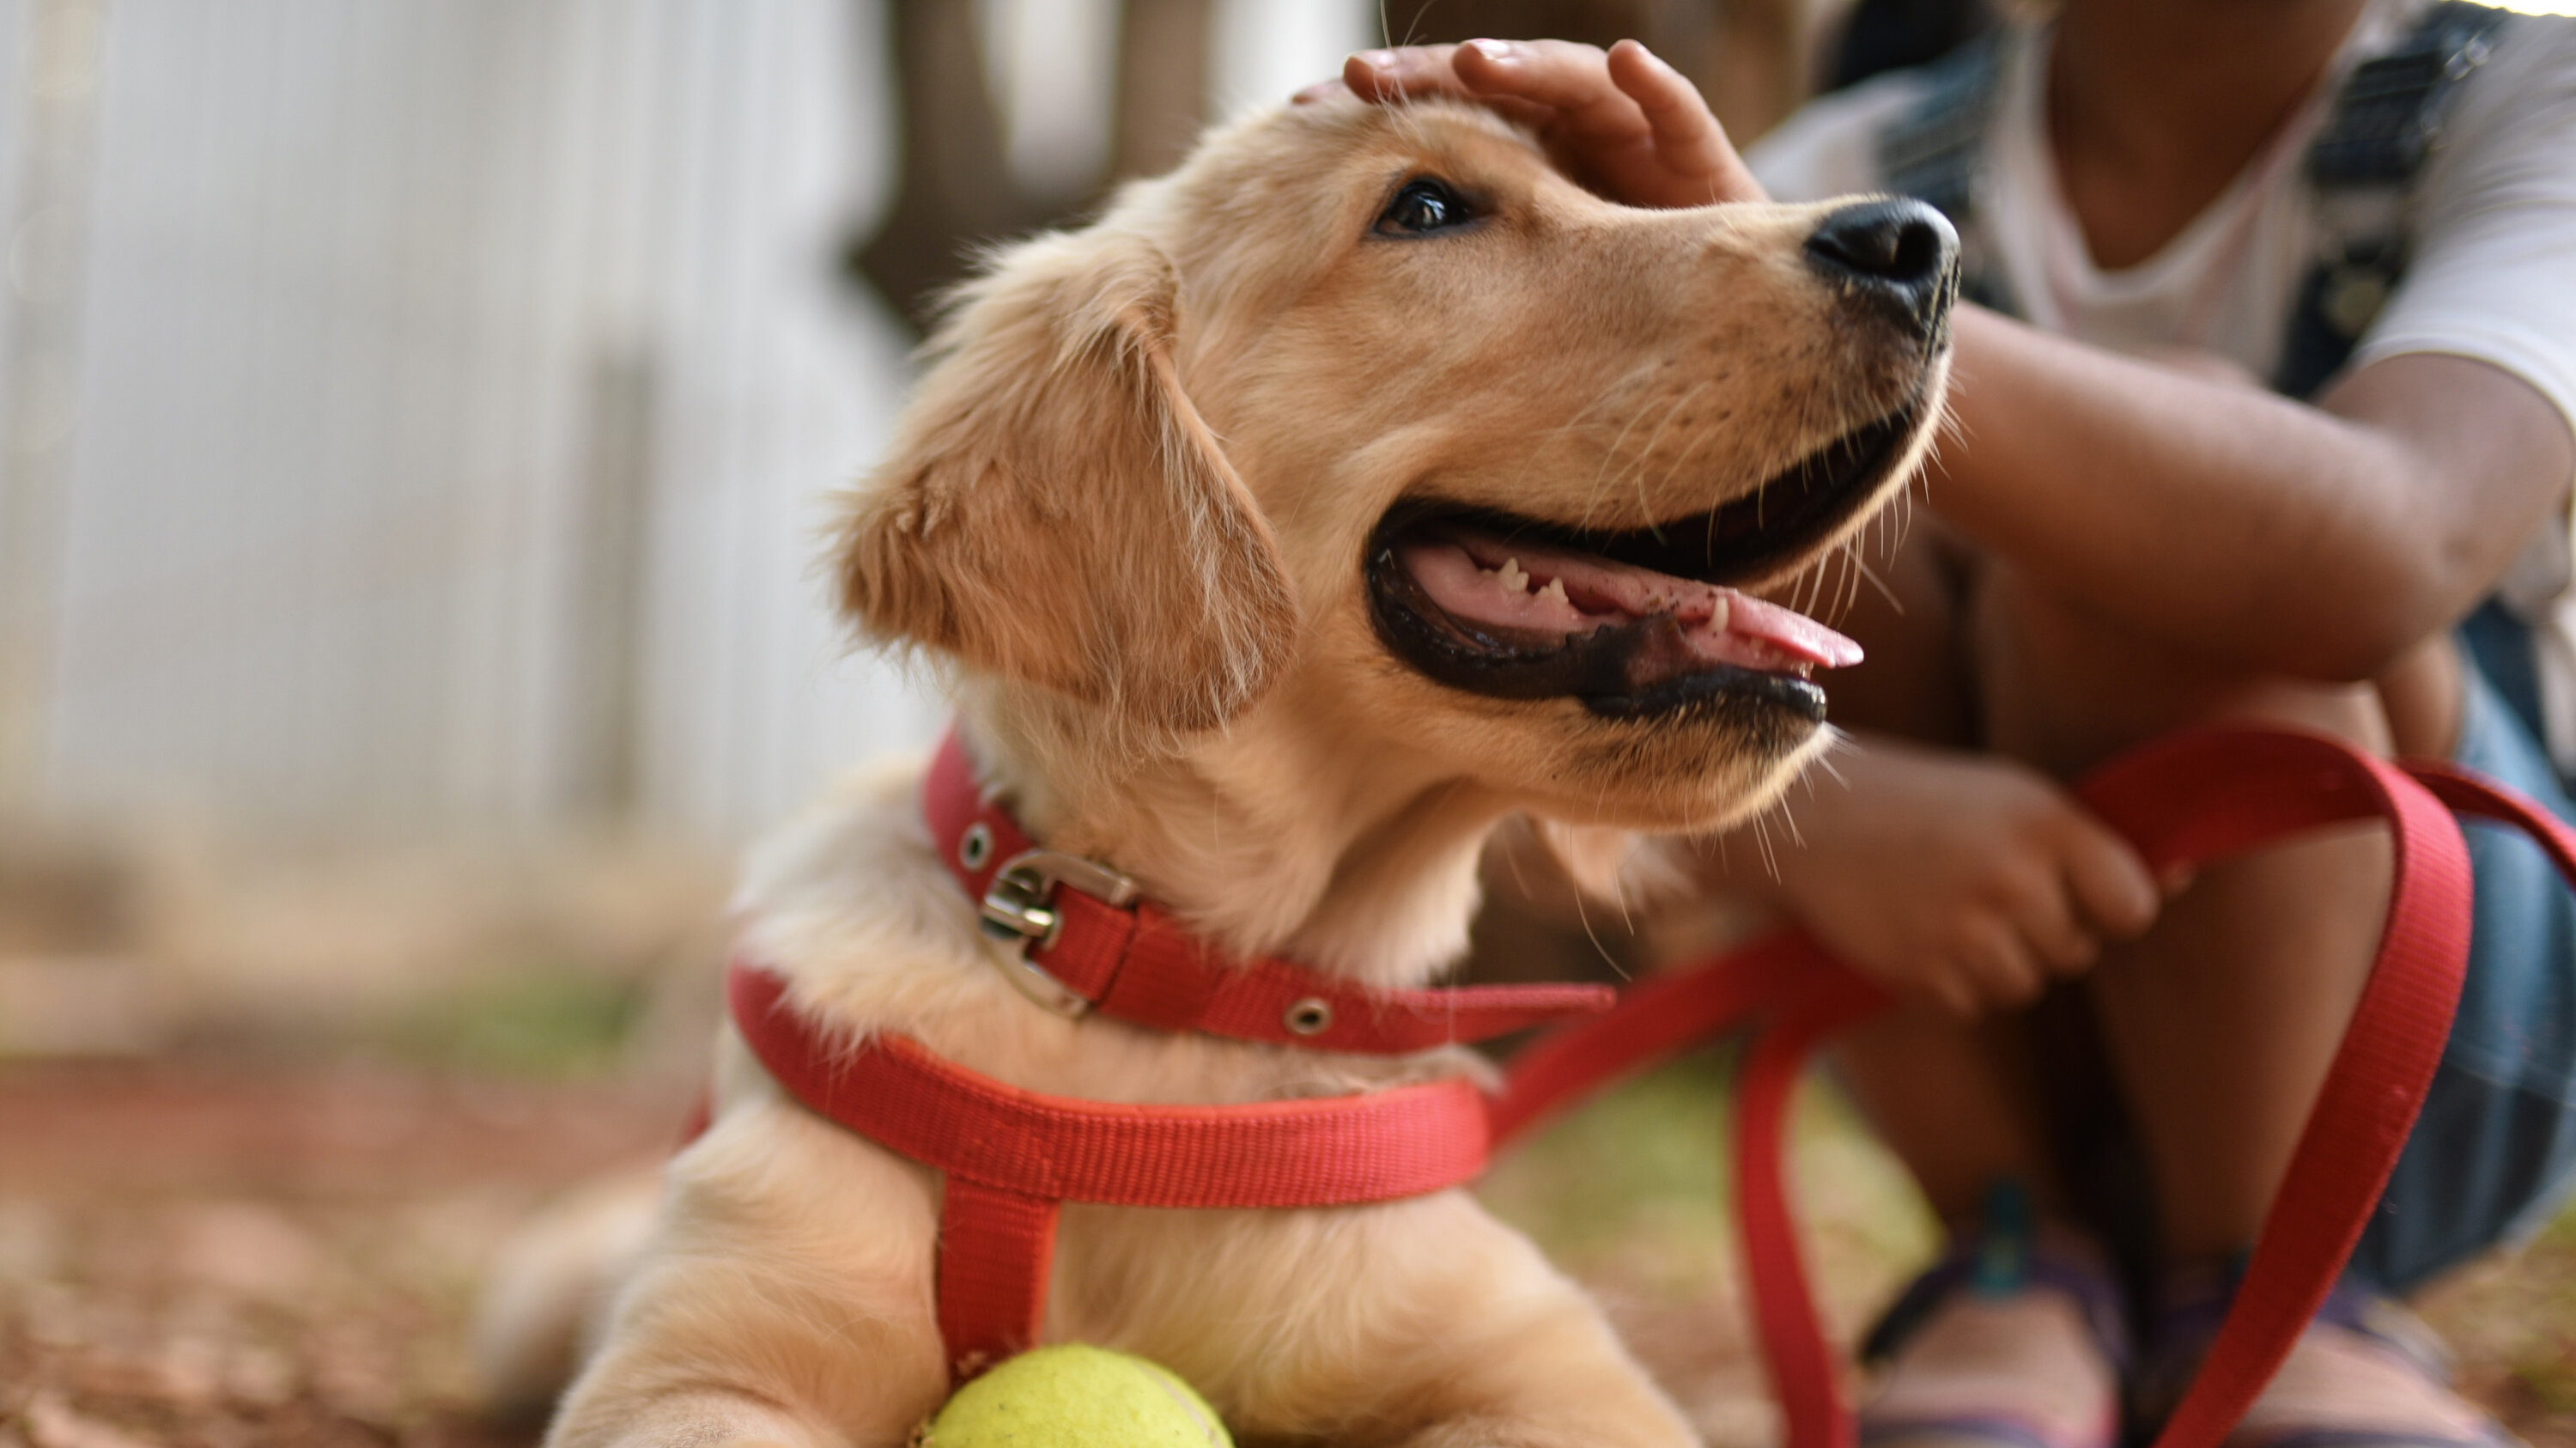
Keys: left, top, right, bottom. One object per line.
{"left": 1365, "top": 403, "right": 1919, "bottom": 720}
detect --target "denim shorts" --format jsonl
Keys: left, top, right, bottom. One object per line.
{"left": 2351, "top": 605, "right": 2576, "bottom": 1292}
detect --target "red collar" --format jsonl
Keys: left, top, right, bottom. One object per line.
{"left": 921, "top": 728, "right": 1612, "bottom": 1052}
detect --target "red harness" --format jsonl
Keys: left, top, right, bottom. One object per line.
{"left": 727, "top": 968, "right": 1498, "bottom": 1378}
{"left": 718, "top": 725, "right": 2576, "bottom": 1448}
{"left": 727, "top": 733, "right": 1614, "bottom": 1373}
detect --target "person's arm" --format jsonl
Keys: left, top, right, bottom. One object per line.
{"left": 1933, "top": 325, "right": 2571, "bottom": 679}
{"left": 1318, "top": 42, "right": 2576, "bottom": 682}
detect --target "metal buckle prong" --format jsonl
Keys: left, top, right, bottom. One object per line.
{"left": 977, "top": 849, "right": 1139, "bottom": 1017}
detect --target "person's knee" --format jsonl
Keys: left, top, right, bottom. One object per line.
{"left": 1818, "top": 512, "right": 1984, "bottom": 744}
{"left": 1970, "top": 564, "right": 2391, "bottom": 776}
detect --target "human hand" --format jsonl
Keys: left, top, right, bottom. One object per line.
{"left": 1293, "top": 39, "right": 1765, "bottom": 210}
{"left": 1708, "top": 736, "right": 2166, "bottom": 1015}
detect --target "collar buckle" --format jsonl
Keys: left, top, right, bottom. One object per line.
{"left": 977, "top": 849, "right": 1139, "bottom": 1017}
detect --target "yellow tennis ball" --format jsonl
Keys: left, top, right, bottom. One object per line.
{"left": 923, "top": 1344, "right": 1230, "bottom": 1447}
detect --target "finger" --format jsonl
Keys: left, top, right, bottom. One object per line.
{"left": 1605, "top": 40, "right": 1765, "bottom": 203}
{"left": 1344, "top": 45, "right": 1565, "bottom": 131}
{"left": 1449, "top": 38, "right": 1647, "bottom": 146}
{"left": 1342, "top": 46, "right": 1562, "bottom": 128}
{"left": 1291, "top": 78, "right": 1348, "bottom": 106}
{"left": 1958, "top": 917, "right": 2049, "bottom": 1013}
{"left": 1927, "top": 975, "right": 1981, "bottom": 1019}
{"left": 2009, "top": 873, "right": 2101, "bottom": 976}
{"left": 1342, "top": 46, "right": 1466, "bottom": 106}
{"left": 2058, "top": 816, "right": 2163, "bottom": 943}
{"left": 1911, "top": 951, "right": 1982, "bottom": 1019}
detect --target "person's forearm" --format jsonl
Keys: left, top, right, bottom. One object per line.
{"left": 1924, "top": 307, "right": 2567, "bottom": 680}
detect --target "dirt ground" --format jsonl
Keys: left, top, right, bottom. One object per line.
{"left": 0, "top": 1063, "right": 677, "bottom": 1448}
{"left": 3, "top": 1056, "right": 2570, "bottom": 1448}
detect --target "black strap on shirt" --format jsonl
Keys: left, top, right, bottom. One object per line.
{"left": 1875, "top": 33, "right": 2017, "bottom": 314}
{"left": 1871, "top": 2, "right": 2514, "bottom": 399}
{"left": 2276, "top": 1, "right": 2512, "bottom": 399}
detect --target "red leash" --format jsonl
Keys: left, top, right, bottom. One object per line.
{"left": 1492, "top": 728, "right": 2576, "bottom": 1448}
{"left": 720, "top": 724, "right": 2576, "bottom": 1440}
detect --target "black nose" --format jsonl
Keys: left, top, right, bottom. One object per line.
{"left": 1803, "top": 198, "right": 1959, "bottom": 338}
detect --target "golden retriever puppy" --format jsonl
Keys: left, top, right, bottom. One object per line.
{"left": 539, "top": 94, "right": 1954, "bottom": 1448}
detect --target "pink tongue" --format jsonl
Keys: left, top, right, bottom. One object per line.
{"left": 1400, "top": 533, "right": 1862, "bottom": 672}
{"left": 1723, "top": 589, "right": 1864, "bottom": 670}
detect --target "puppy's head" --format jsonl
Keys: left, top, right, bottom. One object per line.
{"left": 836, "top": 98, "right": 1954, "bottom": 832}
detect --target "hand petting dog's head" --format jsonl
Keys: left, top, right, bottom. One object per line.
{"left": 835, "top": 96, "right": 1953, "bottom": 837}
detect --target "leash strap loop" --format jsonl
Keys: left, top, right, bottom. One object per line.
{"left": 2123, "top": 738, "right": 2471, "bottom": 1448}
{"left": 1491, "top": 727, "right": 2506, "bottom": 1448}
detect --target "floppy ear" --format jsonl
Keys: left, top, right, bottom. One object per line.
{"left": 833, "top": 229, "right": 1298, "bottom": 735}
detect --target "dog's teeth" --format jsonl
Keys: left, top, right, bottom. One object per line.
{"left": 1498, "top": 557, "right": 1531, "bottom": 594}
{"left": 1708, "top": 596, "right": 1731, "bottom": 631}
{"left": 1537, "top": 578, "right": 1568, "bottom": 605}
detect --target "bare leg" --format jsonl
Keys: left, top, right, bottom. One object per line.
{"left": 1812, "top": 515, "right": 2068, "bottom": 1225}
{"left": 1969, "top": 563, "right": 2394, "bottom": 1262}
{"left": 1836, "top": 1007, "right": 2063, "bottom": 1226}
{"left": 1963, "top": 564, "right": 2496, "bottom": 1441}
{"left": 1784, "top": 516, "right": 2482, "bottom": 1444}
{"left": 1803, "top": 508, "right": 1983, "bottom": 750}
{"left": 1801, "top": 522, "right": 2128, "bottom": 1448}
{"left": 1812, "top": 525, "right": 2461, "bottom": 1249}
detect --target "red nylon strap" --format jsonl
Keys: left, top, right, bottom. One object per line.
{"left": 726, "top": 964, "right": 1493, "bottom": 1376}
{"left": 1489, "top": 930, "right": 1818, "bottom": 1146}
{"left": 2405, "top": 757, "right": 2576, "bottom": 879}
{"left": 1734, "top": 964, "right": 1891, "bottom": 1448}
{"left": 933, "top": 1183, "right": 1059, "bottom": 1378}
{"left": 1490, "top": 727, "right": 2507, "bottom": 1448}
{"left": 922, "top": 728, "right": 1613, "bottom": 1051}
{"left": 2095, "top": 735, "right": 2471, "bottom": 1448}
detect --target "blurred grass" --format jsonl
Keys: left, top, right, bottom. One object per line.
{"left": 2534, "top": 1208, "right": 2576, "bottom": 1408}
{"left": 1479, "top": 1049, "right": 1941, "bottom": 1329}
{"left": 372, "top": 970, "right": 646, "bottom": 1080}
{"left": 1484, "top": 1047, "right": 2576, "bottom": 1448}
{"left": 1481, "top": 1052, "right": 1735, "bottom": 1267}
{"left": 2421, "top": 1194, "right": 2576, "bottom": 1430}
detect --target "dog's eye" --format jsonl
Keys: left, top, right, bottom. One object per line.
{"left": 1375, "top": 178, "right": 1472, "bottom": 236}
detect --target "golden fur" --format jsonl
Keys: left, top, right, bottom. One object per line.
{"left": 522, "top": 95, "right": 1947, "bottom": 1448}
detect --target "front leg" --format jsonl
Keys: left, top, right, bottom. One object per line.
{"left": 547, "top": 1103, "right": 950, "bottom": 1448}
{"left": 551, "top": 1387, "right": 853, "bottom": 1448}
{"left": 1371, "top": 1242, "right": 1704, "bottom": 1448}
{"left": 1060, "top": 1191, "right": 1698, "bottom": 1448}
{"left": 1376, "top": 1310, "right": 1706, "bottom": 1448}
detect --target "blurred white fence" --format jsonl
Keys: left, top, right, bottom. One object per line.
{"left": 0, "top": 1, "right": 1373, "bottom": 843}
